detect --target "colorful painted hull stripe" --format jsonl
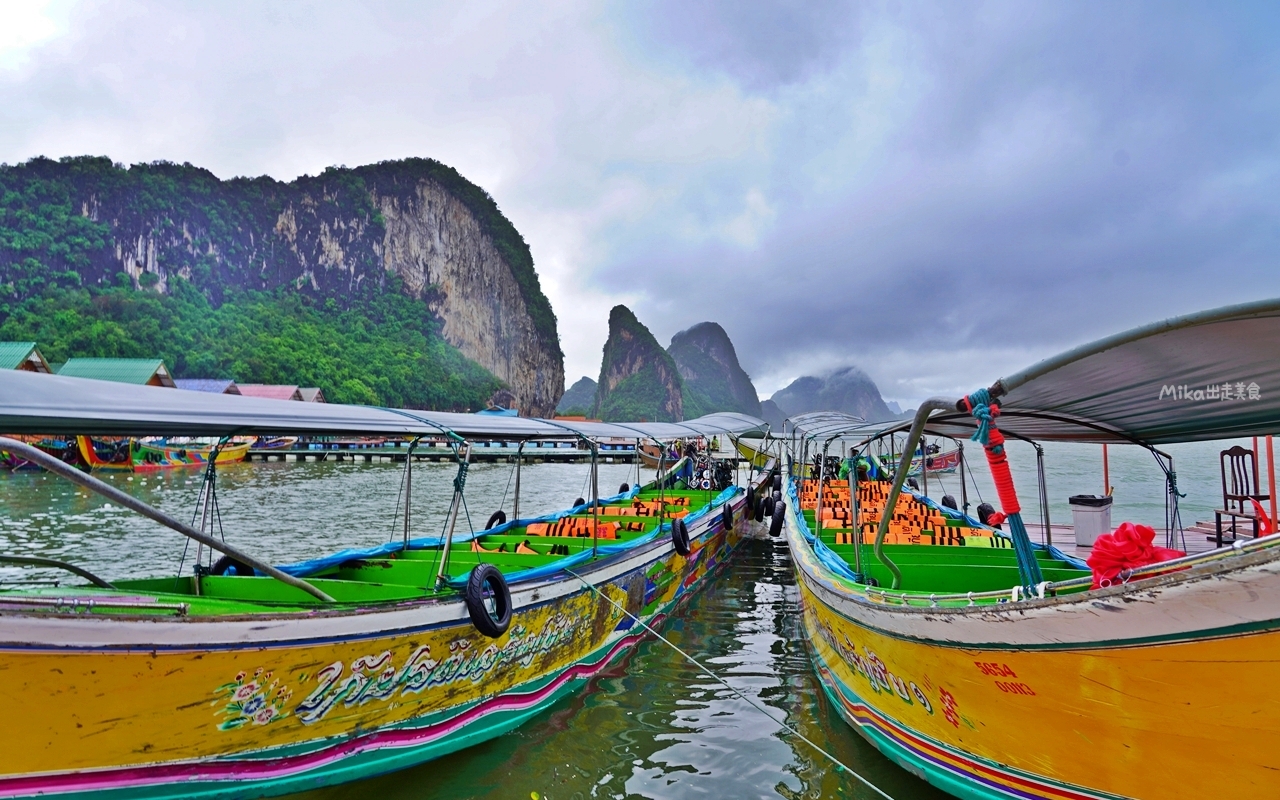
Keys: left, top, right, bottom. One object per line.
{"left": 0, "top": 623, "right": 655, "bottom": 797}
{"left": 813, "top": 659, "right": 1115, "bottom": 800}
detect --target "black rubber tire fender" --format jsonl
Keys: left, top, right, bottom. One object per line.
{"left": 772, "top": 474, "right": 781, "bottom": 492}
{"left": 619, "top": 483, "right": 630, "bottom": 494}
{"left": 941, "top": 495, "right": 958, "bottom": 510}
{"left": 744, "top": 490, "right": 756, "bottom": 519}
{"left": 772, "top": 490, "right": 782, "bottom": 504}
{"left": 723, "top": 503, "right": 734, "bottom": 531}
{"left": 763, "top": 496, "right": 776, "bottom": 517}
{"left": 769, "top": 500, "right": 786, "bottom": 538}
{"left": 574, "top": 497, "right": 587, "bottom": 508}
{"left": 977, "top": 503, "right": 996, "bottom": 526}
{"left": 465, "top": 564, "right": 512, "bottom": 638}
{"left": 754, "top": 492, "right": 765, "bottom": 522}
{"left": 671, "top": 517, "right": 691, "bottom": 556}
{"left": 485, "top": 510, "right": 507, "bottom": 530}
{"left": 211, "top": 555, "right": 254, "bottom": 577}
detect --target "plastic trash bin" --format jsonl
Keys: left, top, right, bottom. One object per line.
{"left": 1069, "top": 495, "right": 1113, "bottom": 547}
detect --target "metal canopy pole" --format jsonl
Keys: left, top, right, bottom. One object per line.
{"left": 921, "top": 436, "right": 928, "bottom": 497}
{"left": 403, "top": 438, "right": 418, "bottom": 547}
{"left": 435, "top": 443, "right": 472, "bottom": 589}
{"left": 190, "top": 444, "right": 221, "bottom": 581}
{"left": 513, "top": 441, "right": 524, "bottom": 522}
{"left": 1035, "top": 443, "right": 1051, "bottom": 547}
{"left": 958, "top": 442, "right": 969, "bottom": 513}
{"left": 1102, "top": 443, "right": 1111, "bottom": 496}
{"left": 874, "top": 399, "right": 952, "bottom": 589}
{"left": 0, "top": 437, "right": 335, "bottom": 603}
{"left": 848, "top": 450, "right": 863, "bottom": 577}
{"left": 816, "top": 442, "right": 828, "bottom": 535}
{"left": 590, "top": 440, "right": 600, "bottom": 559}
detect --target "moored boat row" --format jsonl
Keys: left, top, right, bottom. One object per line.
{"left": 0, "top": 372, "right": 771, "bottom": 799}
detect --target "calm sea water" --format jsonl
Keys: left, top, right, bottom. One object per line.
{"left": 0, "top": 439, "right": 1264, "bottom": 798}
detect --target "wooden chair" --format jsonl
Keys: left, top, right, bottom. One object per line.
{"left": 1214, "top": 446, "right": 1270, "bottom": 546}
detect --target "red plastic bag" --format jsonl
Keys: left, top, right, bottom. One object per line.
{"left": 1086, "top": 522, "right": 1185, "bottom": 590}
{"left": 1248, "top": 499, "right": 1274, "bottom": 536}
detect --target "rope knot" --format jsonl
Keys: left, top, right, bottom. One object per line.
{"left": 965, "top": 388, "right": 999, "bottom": 445}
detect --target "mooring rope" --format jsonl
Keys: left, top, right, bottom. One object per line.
{"left": 564, "top": 567, "right": 896, "bottom": 800}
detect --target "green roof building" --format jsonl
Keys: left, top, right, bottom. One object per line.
{"left": 0, "top": 342, "right": 52, "bottom": 373}
{"left": 56, "top": 358, "right": 176, "bottom": 387}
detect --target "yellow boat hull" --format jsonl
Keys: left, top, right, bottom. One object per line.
{"left": 0, "top": 503, "right": 747, "bottom": 799}
{"left": 785, "top": 505, "right": 1280, "bottom": 799}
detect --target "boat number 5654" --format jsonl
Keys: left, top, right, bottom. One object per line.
{"left": 973, "top": 661, "right": 1016, "bottom": 678}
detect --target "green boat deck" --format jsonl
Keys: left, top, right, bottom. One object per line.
{"left": 799, "top": 508, "right": 1092, "bottom": 597}
{"left": 1, "top": 487, "right": 730, "bottom": 618}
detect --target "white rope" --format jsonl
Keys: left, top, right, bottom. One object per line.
{"left": 565, "top": 568, "right": 896, "bottom": 800}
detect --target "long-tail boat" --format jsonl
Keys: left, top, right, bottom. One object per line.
{"left": 881, "top": 443, "right": 961, "bottom": 476}
{"left": 0, "top": 435, "right": 85, "bottom": 471}
{"left": 76, "top": 435, "right": 253, "bottom": 471}
{"left": 735, "top": 433, "right": 781, "bottom": 469}
{"left": 0, "top": 371, "right": 769, "bottom": 800}
{"left": 779, "top": 298, "right": 1280, "bottom": 799}
{"left": 638, "top": 441, "right": 681, "bottom": 469}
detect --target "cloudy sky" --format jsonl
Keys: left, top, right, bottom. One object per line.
{"left": 1, "top": 1, "right": 1276, "bottom": 406}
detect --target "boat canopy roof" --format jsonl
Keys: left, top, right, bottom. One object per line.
{"left": 0, "top": 370, "right": 765, "bottom": 442}
{"left": 788, "top": 298, "right": 1280, "bottom": 447}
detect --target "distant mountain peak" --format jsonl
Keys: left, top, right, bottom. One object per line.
{"left": 556, "top": 376, "right": 597, "bottom": 415}
{"left": 667, "top": 321, "right": 761, "bottom": 418}
{"left": 593, "top": 305, "right": 683, "bottom": 422}
{"left": 769, "top": 365, "right": 895, "bottom": 422}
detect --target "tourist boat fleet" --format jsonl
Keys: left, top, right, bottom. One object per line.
{"left": 1, "top": 297, "right": 1278, "bottom": 799}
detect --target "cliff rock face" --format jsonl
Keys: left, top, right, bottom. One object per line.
{"left": 0, "top": 156, "right": 563, "bottom": 415}
{"left": 593, "top": 305, "right": 683, "bottom": 422}
{"left": 770, "top": 366, "right": 895, "bottom": 422}
{"left": 556, "top": 376, "right": 597, "bottom": 415}
{"left": 373, "top": 177, "right": 562, "bottom": 416}
{"left": 667, "top": 321, "right": 760, "bottom": 418}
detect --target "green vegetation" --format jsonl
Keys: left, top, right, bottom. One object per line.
{"left": 555, "top": 376, "right": 597, "bottom": 416}
{"left": 0, "top": 154, "right": 561, "bottom": 409}
{"left": 0, "top": 277, "right": 501, "bottom": 409}
{"left": 596, "top": 368, "right": 678, "bottom": 422}
{"left": 594, "top": 305, "right": 683, "bottom": 422}
{"left": 667, "top": 321, "right": 761, "bottom": 418}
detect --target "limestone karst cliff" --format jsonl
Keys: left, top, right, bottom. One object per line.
{"left": 593, "top": 305, "right": 683, "bottom": 422}
{"left": 667, "top": 321, "right": 761, "bottom": 418}
{"left": 556, "top": 376, "right": 597, "bottom": 415}
{"left": 769, "top": 367, "right": 896, "bottom": 422}
{"left": 0, "top": 156, "right": 563, "bottom": 415}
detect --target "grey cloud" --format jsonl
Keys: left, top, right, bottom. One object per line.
{"left": 597, "top": 2, "right": 1280, "bottom": 400}
{"left": 617, "top": 0, "right": 860, "bottom": 90}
